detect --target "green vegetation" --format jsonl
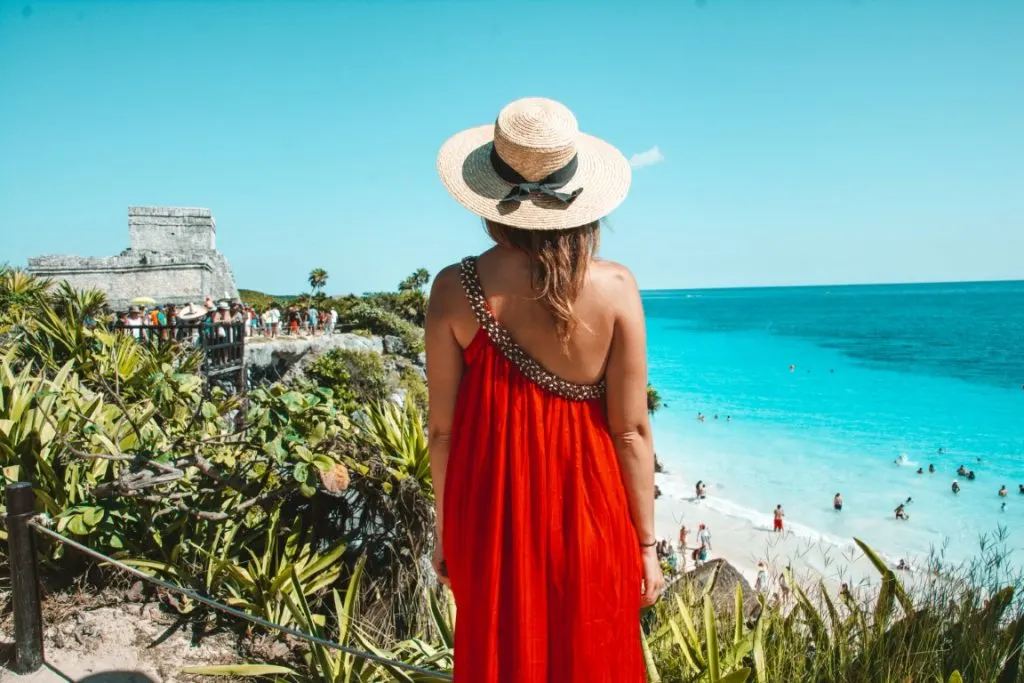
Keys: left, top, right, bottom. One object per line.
{"left": 237, "top": 289, "right": 296, "bottom": 310}
{"left": 0, "top": 266, "right": 440, "bottom": 676}
{"left": 2, "top": 264, "right": 1022, "bottom": 682}
{"left": 307, "top": 349, "right": 391, "bottom": 413}
{"left": 643, "top": 538, "right": 1024, "bottom": 682}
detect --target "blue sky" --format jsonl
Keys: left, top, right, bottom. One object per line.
{"left": 1, "top": 0, "right": 1022, "bottom": 294}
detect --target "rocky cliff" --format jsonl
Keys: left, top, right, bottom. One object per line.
{"left": 245, "top": 333, "right": 385, "bottom": 384}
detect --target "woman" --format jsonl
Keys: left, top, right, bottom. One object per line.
{"left": 427, "top": 97, "right": 662, "bottom": 682}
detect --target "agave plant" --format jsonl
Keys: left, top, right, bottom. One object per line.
{"left": 361, "top": 399, "right": 430, "bottom": 493}
{"left": 0, "top": 266, "right": 51, "bottom": 331}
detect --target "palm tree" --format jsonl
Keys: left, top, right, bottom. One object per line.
{"left": 646, "top": 384, "right": 663, "bottom": 415}
{"left": 308, "top": 268, "right": 329, "bottom": 295}
{"left": 398, "top": 268, "right": 430, "bottom": 293}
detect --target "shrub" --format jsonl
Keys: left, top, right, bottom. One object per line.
{"left": 306, "top": 349, "right": 391, "bottom": 413}
{"left": 337, "top": 301, "right": 424, "bottom": 355}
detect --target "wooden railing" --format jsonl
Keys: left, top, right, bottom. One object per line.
{"left": 113, "top": 322, "right": 247, "bottom": 390}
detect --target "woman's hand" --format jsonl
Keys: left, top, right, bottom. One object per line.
{"left": 432, "top": 543, "right": 450, "bottom": 587}
{"left": 641, "top": 547, "right": 665, "bottom": 607}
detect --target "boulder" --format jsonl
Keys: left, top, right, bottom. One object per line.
{"left": 679, "top": 559, "right": 759, "bottom": 619}
{"left": 382, "top": 335, "right": 407, "bottom": 355}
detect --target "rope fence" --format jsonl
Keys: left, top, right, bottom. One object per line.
{"left": 4, "top": 482, "right": 454, "bottom": 679}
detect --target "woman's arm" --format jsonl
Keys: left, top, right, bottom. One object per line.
{"left": 603, "top": 264, "right": 663, "bottom": 606}
{"left": 424, "top": 266, "right": 465, "bottom": 584}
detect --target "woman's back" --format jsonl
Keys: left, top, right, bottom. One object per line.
{"left": 436, "top": 254, "right": 644, "bottom": 682}
{"left": 427, "top": 96, "right": 662, "bottom": 682}
{"left": 445, "top": 247, "right": 630, "bottom": 387}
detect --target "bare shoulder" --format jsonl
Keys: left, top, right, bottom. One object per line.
{"left": 590, "top": 259, "right": 641, "bottom": 302}
{"left": 427, "top": 262, "right": 464, "bottom": 316}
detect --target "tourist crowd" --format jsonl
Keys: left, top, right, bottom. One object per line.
{"left": 113, "top": 298, "right": 341, "bottom": 340}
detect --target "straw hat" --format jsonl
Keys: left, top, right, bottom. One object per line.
{"left": 177, "top": 303, "right": 208, "bottom": 322}
{"left": 437, "top": 97, "right": 631, "bottom": 230}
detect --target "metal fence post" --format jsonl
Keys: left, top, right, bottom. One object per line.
{"left": 5, "top": 482, "right": 44, "bottom": 673}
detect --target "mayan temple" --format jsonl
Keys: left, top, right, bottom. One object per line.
{"left": 28, "top": 206, "right": 239, "bottom": 311}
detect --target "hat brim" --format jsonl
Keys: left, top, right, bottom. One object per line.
{"left": 437, "top": 125, "right": 631, "bottom": 231}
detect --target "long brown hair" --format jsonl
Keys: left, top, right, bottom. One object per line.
{"left": 484, "top": 219, "right": 600, "bottom": 354}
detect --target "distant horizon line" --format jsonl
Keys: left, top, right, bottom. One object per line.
{"left": 235, "top": 275, "right": 1024, "bottom": 300}
{"left": 641, "top": 276, "right": 1024, "bottom": 294}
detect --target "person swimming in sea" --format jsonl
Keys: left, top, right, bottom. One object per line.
{"left": 929, "top": 464, "right": 935, "bottom": 474}
{"left": 917, "top": 467, "right": 924, "bottom": 474}
{"left": 834, "top": 493, "right": 843, "bottom": 511}
{"left": 957, "top": 465, "right": 969, "bottom": 476}
{"left": 895, "top": 454, "right": 909, "bottom": 466}
{"left": 1019, "top": 484, "right": 1024, "bottom": 494}
{"left": 952, "top": 480, "right": 961, "bottom": 494}
{"left": 967, "top": 470, "right": 976, "bottom": 481}
{"left": 998, "top": 485, "right": 1008, "bottom": 497}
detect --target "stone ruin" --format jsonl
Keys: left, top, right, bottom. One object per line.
{"left": 28, "top": 206, "right": 239, "bottom": 311}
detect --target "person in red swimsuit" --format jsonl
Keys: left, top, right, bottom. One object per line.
{"left": 427, "top": 97, "right": 662, "bottom": 682}
{"left": 774, "top": 504, "right": 785, "bottom": 531}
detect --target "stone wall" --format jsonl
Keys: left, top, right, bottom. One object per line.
{"left": 128, "top": 206, "right": 216, "bottom": 252}
{"left": 27, "top": 206, "right": 239, "bottom": 311}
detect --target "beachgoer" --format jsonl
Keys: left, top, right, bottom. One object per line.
{"left": 957, "top": 465, "right": 968, "bottom": 476}
{"left": 998, "top": 485, "right": 1008, "bottom": 497}
{"left": 897, "top": 559, "right": 909, "bottom": 571}
{"left": 895, "top": 504, "right": 908, "bottom": 521}
{"left": 695, "top": 544, "right": 708, "bottom": 567}
{"left": 789, "top": 364, "right": 795, "bottom": 372}
{"left": 1001, "top": 502, "right": 1007, "bottom": 512}
{"left": 929, "top": 464, "right": 935, "bottom": 474}
{"left": 426, "top": 97, "right": 658, "bottom": 681}
{"left": 755, "top": 562, "right": 769, "bottom": 594}
{"left": 839, "top": 582, "right": 851, "bottom": 600}
{"left": 834, "top": 493, "right": 843, "bottom": 511}
{"left": 666, "top": 547, "right": 680, "bottom": 574}
{"left": 123, "top": 306, "right": 145, "bottom": 339}
{"left": 726, "top": 415, "right": 732, "bottom": 422}
{"left": 773, "top": 505, "right": 785, "bottom": 532}
{"left": 938, "top": 447, "right": 945, "bottom": 455}
{"left": 967, "top": 470, "right": 976, "bottom": 481}
{"left": 678, "top": 525, "right": 688, "bottom": 549}
{"left": 1019, "top": 484, "right": 1024, "bottom": 494}
{"left": 952, "top": 480, "right": 961, "bottom": 494}
{"left": 779, "top": 567, "right": 791, "bottom": 602}
{"left": 697, "top": 523, "right": 712, "bottom": 550}
{"left": 917, "top": 467, "right": 924, "bottom": 474}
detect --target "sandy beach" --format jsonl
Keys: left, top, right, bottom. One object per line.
{"left": 653, "top": 473, "right": 897, "bottom": 601}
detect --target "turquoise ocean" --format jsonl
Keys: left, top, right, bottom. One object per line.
{"left": 643, "top": 280, "right": 1024, "bottom": 566}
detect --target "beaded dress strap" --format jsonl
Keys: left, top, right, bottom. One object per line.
{"left": 459, "top": 256, "right": 606, "bottom": 401}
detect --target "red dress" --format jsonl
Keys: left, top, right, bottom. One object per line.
{"left": 443, "top": 257, "right": 645, "bottom": 682}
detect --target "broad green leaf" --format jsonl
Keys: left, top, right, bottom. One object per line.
{"left": 704, "top": 598, "right": 720, "bottom": 682}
